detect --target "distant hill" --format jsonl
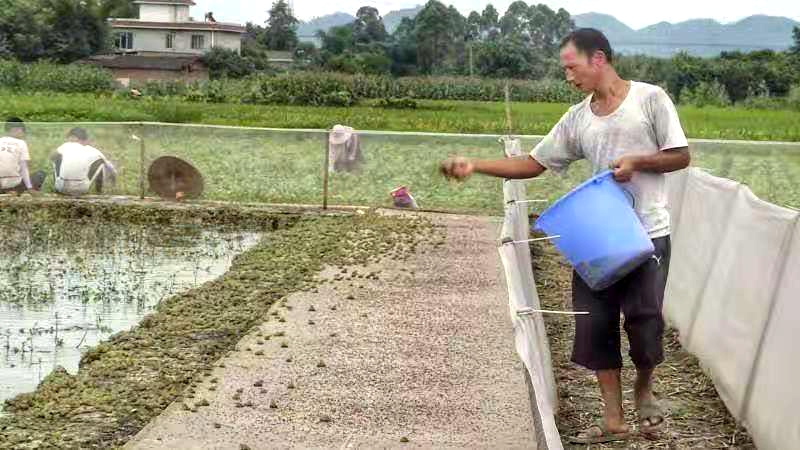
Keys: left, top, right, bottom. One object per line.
{"left": 384, "top": 6, "right": 423, "bottom": 34}
{"left": 296, "top": 6, "right": 423, "bottom": 37}
{"left": 296, "top": 12, "right": 354, "bottom": 36}
{"left": 572, "top": 12, "right": 634, "bottom": 42}
{"left": 574, "top": 13, "right": 799, "bottom": 57}
{"left": 297, "top": 10, "right": 799, "bottom": 57}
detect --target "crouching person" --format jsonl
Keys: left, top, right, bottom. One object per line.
{"left": 53, "top": 128, "right": 117, "bottom": 196}
{"left": 0, "top": 117, "right": 44, "bottom": 194}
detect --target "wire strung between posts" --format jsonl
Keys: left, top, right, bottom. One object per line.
{"left": 509, "top": 236, "right": 560, "bottom": 244}
{"left": 513, "top": 199, "right": 549, "bottom": 204}
{"left": 506, "top": 199, "right": 548, "bottom": 205}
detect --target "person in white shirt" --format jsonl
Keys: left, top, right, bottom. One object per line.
{"left": 441, "top": 29, "right": 691, "bottom": 444}
{"left": 52, "top": 128, "right": 117, "bottom": 196}
{"left": 0, "top": 117, "right": 44, "bottom": 194}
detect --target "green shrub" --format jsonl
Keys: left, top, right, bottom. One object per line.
{"left": 321, "top": 91, "right": 356, "bottom": 107}
{"left": 680, "top": 80, "right": 731, "bottom": 108}
{"left": 202, "top": 48, "right": 256, "bottom": 79}
{"left": 788, "top": 84, "right": 800, "bottom": 106}
{"left": 135, "top": 80, "right": 189, "bottom": 97}
{"left": 376, "top": 97, "right": 418, "bottom": 109}
{"left": 0, "top": 60, "right": 114, "bottom": 93}
{"left": 741, "top": 84, "right": 800, "bottom": 111}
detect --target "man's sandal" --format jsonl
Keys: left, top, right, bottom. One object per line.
{"left": 567, "top": 423, "right": 632, "bottom": 444}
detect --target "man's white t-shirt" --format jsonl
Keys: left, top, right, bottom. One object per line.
{"left": 54, "top": 142, "right": 108, "bottom": 194}
{"left": 531, "top": 81, "right": 689, "bottom": 238}
{"left": 0, "top": 137, "right": 30, "bottom": 189}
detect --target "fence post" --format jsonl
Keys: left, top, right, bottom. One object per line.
{"left": 139, "top": 123, "right": 146, "bottom": 200}
{"left": 322, "top": 131, "right": 330, "bottom": 210}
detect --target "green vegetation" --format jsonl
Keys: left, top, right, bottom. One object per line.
{"left": 0, "top": 61, "right": 583, "bottom": 104}
{"left": 3, "top": 91, "right": 800, "bottom": 140}
{"left": 0, "top": 0, "right": 132, "bottom": 62}
{"left": 0, "top": 60, "right": 114, "bottom": 93}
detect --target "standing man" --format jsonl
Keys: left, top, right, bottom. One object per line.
{"left": 0, "top": 117, "right": 44, "bottom": 194}
{"left": 52, "top": 127, "right": 117, "bottom": 196}
{"left": 441, "top": 28, "right": 690, "bottom": 444}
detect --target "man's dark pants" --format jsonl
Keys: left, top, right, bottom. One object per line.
{"left": 0, "top": 171, "right": 46, "bottom": 194}
{"left": 571, "top": 236, "right": 671, "bottom": 370}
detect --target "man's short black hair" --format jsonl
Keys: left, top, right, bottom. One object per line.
{"left": 67, "top": 127, "right": 89, "bottom": 141}
{"left": 5, "top": 117, "right": 25, "bottom": 133}
{"left": 560, "top": 28, "right": 614, "bottom": 64}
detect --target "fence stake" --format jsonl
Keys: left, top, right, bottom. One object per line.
{"left": 322, "top": 131, "right": 330, "bottom": 210}
{"left": 139, "top": 123, "right": 145, "bottom": 200}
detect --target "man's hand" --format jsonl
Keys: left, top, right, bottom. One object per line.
{"left": 611, "top": 156, "right": 638, "bottom": 182}
{"left": 440, "top": 157, "right": 474, "bottom": 181}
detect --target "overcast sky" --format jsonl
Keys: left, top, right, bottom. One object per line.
{"left": 193, "top": 0, "right": 800, "bottom": 30}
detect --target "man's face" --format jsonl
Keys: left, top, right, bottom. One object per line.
{"left": 560, "top": 42, "right": 602, "bottom": 93}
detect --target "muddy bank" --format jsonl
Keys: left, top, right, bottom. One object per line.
{"left": 0, "top": 205, "right": 436, "bottom": 449}
{"left": 0, "top": 196, "right": 336, "bottom": 229}
{"left": 530, "top": 240, "right": 754, "bottom": 448}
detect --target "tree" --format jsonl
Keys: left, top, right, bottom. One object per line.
{"left": 202, "top": 47, "right": 256, "bottom": 79}
{"left": 475, "top": 38, "right": 535, "bottom": 78}
{"left": 264, "top": 0, "right": 298, "bottom": 51}
{"left": 466, "top": 12, "right": 481, "bottom": 41}
{"left": 102, "top": 0, "right": 138, "bottom": 18}
{"left": 526, "top": 4, "right": 573, "bottom": 55}
{"left": 414, "top": 1, "right": 452, "bottom": 72}
{"left": 498, "top": 2, "right": 572, "bottom": 56}
{"left": 0, "top": 0, "right": 47, "bottom": 61}
{"left": 318, "top": 24, "right": 354, "bottom": 55}
{"left": 499, "top": 1, "right": 530, "bottom": 38}
{"left": 0, "top": 0, "right": 116, "bottom": 62}
{"left": 389, "top": 17, "right": 417, "bottom": 75}
{"left": 353, "top": 6, "right": 387, "bottom": 44}
{"left": 45, "top": 0, "right": 108, "bottom": 63}
{"left": 792, "top": 26, "right": 800, "bottom": 54}
{"left": 241, "top": 22, "right": 273, "bottom": 70}
{"left": 480, "top": 4, "right": 499, "bottom": 33}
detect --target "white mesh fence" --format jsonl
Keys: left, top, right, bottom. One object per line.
{"left": 666, "top": 168, "right": 800, "bottom": 450}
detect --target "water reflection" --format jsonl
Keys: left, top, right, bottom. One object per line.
{"left": 0, "top": 221, "right": 260, "bottom": 407}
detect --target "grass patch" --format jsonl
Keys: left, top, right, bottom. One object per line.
{"left": 16, "top": 123, "right": 800, "bottom": 213}
{"left": 5, "top": 92, "right": 800, "bottom": 212}
{"left": 3, "top": 91, "right": 800, "bottom": 141}
{"left": 0, "top": 203, "right": 437, "bottom": 448}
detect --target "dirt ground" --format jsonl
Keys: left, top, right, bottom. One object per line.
{"left": 531, "top": 240, "right": 755, "bottom": 449}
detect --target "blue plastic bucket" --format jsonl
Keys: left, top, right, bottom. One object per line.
{"left": 534, "top": 170, "right": 654, "bottom": 291}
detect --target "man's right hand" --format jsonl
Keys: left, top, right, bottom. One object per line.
{"left": 440, "top": 157, "right": 474, "bottom": 181}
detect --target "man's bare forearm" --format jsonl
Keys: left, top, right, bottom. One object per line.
{"left": 630, "top": 147, "right": 690, "bottom": 173}
{"left": 473, "top": 156, "right": 547, "bottom": 179}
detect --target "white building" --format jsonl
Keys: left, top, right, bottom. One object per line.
{"left": 109, "top": 0, "right": 245, "bottom": 56}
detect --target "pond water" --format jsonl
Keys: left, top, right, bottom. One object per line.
{"left": 0, "top": 220, "right": 260, "bottom": 408}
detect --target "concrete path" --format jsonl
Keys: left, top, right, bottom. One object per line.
{"left": 126, "top": 213, "right": 536, "bottom": 449}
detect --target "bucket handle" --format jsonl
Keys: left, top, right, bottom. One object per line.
{"left": 621, "top": 187, "right": 636, "bottom": 209}
{"left": 605, "top": 168, "right": 636, "bottom": 209}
